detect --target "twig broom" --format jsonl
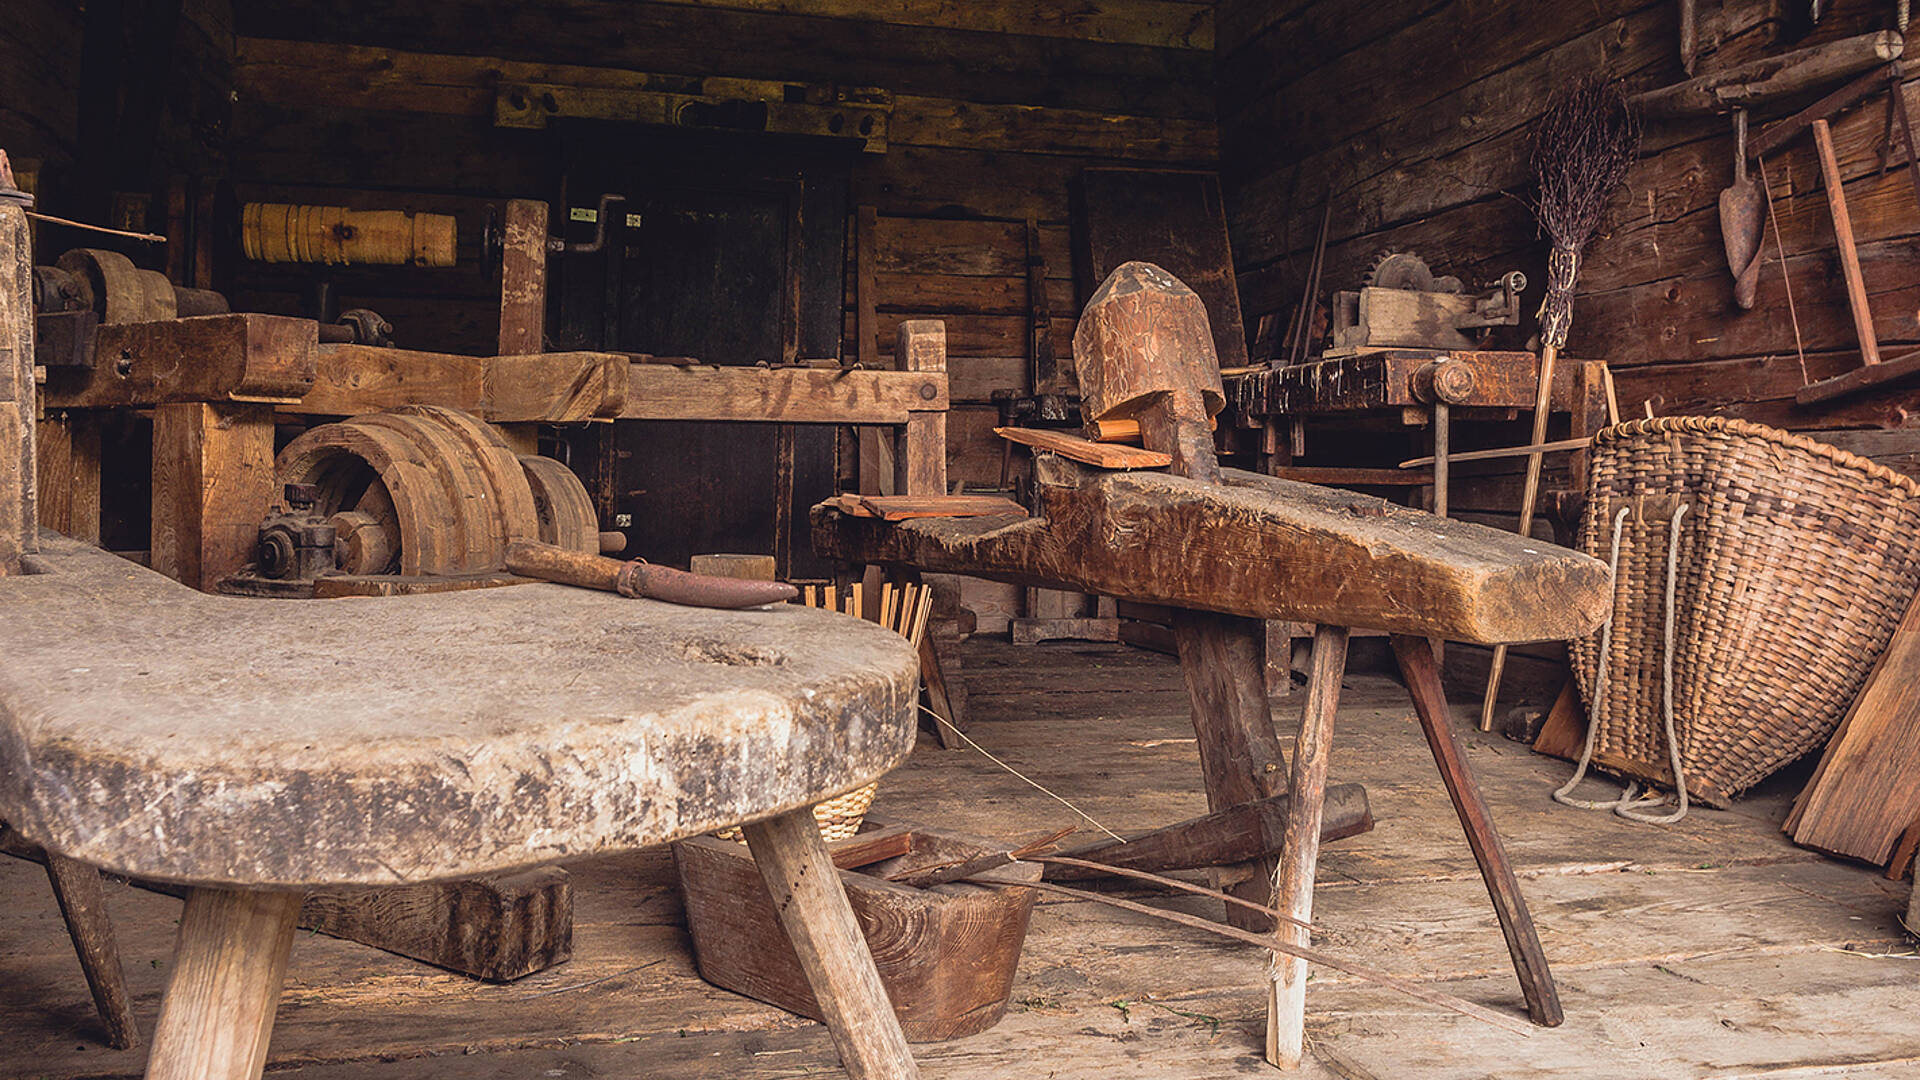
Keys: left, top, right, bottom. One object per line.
{"left": 1481, "top": 77, "right": 1640, "bottom": 731}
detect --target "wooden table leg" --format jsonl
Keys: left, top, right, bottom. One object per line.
{"left": 145, "top": 886, "right": 304, "bottom": 1080}
{"left": 1391, "top": 634, "right": 1563, "bottom": 1027}
{"left": 742, "top": 807, "right": 920, "bottom": 1080}
{"left": 1266, "top": 624, "right": 1348, "bottom": 1069}
{"left": 1173, "top": 609, "right": 1294, "bottom": 932}
{"left": 45, "top": 854, "right": 139, "bottom": 1049}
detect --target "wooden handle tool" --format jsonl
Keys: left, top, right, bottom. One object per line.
{"left": 505, "top": 540, "right": 798, "bottom": 608}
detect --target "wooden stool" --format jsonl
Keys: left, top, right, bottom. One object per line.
{"left": 0, "top": 537, "right": 924, "bottom": 1080}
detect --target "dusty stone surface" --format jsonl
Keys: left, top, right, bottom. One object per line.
{"left": 0, "top": 536, "right": 918, "bottom": 888}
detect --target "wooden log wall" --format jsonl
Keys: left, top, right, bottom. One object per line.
{"left": 1218, "top": 1, "right": 1920, "bottom": 543}
{"left": 0, "top": 2, "right": 84, "bottom": 187}
{"left": 219, "top": 0, "right": 1218, "bottom": 630}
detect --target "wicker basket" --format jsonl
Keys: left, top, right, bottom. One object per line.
{"left": 713, "top": 784, "right": 879, "bottom": 844}
{"left": 1569, "top": 416, "right": 1920, "bottom": 806}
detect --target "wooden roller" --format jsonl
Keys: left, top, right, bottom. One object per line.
{"left": 242, "top": 203, "right": 457, "bottom": 267}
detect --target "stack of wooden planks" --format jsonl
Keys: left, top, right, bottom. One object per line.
{"left": 1787, "top": 586, "right": 1920, "bottom": 869}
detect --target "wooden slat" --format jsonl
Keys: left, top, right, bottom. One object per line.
{"left": 234, "top": 38, "right": 1214, "bottom": 160}
{"left": 994, "top": 425, "right": 1172, "bottom": 469}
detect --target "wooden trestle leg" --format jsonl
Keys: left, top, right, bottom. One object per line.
{"left": 44, "top": 854, "right": 139, "bottom": 1049}
{"left": 1266, "top": 624, "right": 1349, "bottom": 1069}
{"left": 743, "top": 807, "right": 921, "bottom": 1080}
{"left": 1390, "top": 634, "right": 1563, "bottom": 1027}
{"left": 1174, "top": 608, "right": 1293, "bottom": 932}
{"left": 145, "top": 886, "right": 304, "bottom": 1080}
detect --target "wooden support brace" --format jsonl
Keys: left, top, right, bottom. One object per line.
{"left": 45, "top": 853, "right": 139, "bottom": 1049}
{"left": 37, "top": 412, "right": 102, "bottom": 544}
{"left": 150, "top": 402, "right": 277, "bottom": 592}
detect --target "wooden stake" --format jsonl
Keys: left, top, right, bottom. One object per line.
{"left": 1480, "top": 344, "right": 1558, "bottom": 730}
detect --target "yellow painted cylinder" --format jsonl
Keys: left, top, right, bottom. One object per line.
{"left": 241, "top": 203, "right": 456, "bottom": 267}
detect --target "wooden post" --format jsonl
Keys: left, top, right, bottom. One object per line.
{"left": 145, "top": 887, "right": 304, "bottom": 1080}
{"left": 1267, "top": 624, "right": 1349, "bottom": 1068}
{"left": 496, "top": 199, "right": 550, "bottom": 456}
{"left": 38, "top": 412, "right": 103, "bottom": 544}
{"left": 741, "top": 808, "right": 921, "bottom": 1080}
{"left": 0, "top": 193, "right": 35, "bottom": 574}
{"left": 1078, "top": 262, "right": 1292, "bottom": 931}
{"left": 151, "top": 402, "right": 277, "bottom": 591}
{"left": 895, "top": 320, "right": 946, "bottom": 498}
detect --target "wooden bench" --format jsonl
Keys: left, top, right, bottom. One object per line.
{"left": 815, "top": 262, "right": 1612, "bottom": 1069}
{"left": 0, "top": 535, "right": 926, "bottom": 1080}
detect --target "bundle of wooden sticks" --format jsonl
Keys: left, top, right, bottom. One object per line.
{"left": 800, "top": 579, "right": 934, "bottom": 648}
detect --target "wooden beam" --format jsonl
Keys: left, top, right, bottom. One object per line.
{"left": 150, "top": 402, "right": 276, "bottom": 592}
{"left": 43, "top": 314, "right": 316, "bottom": 409}
{"left": 300, "top": 868, "right": 571, "bottom": 982}
{"left": 0, "top": 201, "right": 35, "bottom": 574}
{"left": 1632, "top": 31, "right": 1903, "bottom": 118}
{"left": 625, "top": 363, "right": 948, "bottom": 424}
{"left": 1043, "top": 784, "right": 1372, "bottom": 880}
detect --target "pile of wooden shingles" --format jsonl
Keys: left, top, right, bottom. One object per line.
{"left": 1787, "top": 586, "right": 1920, "bottom": 877}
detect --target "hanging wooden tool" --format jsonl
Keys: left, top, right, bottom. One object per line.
{"left": 1721, "top": 110, "right": 1763, "bottom": 309}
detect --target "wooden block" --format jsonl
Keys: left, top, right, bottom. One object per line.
{"left": 674, "top": 825, "right": 1038, "bottom": 1043}
{"left": 1530, "top": 679, "right": 1586, "bottom": 762}
{"left": 150, "top": 402, "right": 276, "bottom": 592}
{"left": 300, "top": 868, "right": 573, "bottom": 982}
{"left": 993, "top": 425, "right": 1172, "bottom": 469}
{"left": 690, "top": 553, "right": 778, "bottom": 580}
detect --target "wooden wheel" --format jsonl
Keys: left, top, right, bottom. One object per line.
{"left": 518, "top": 454, "right": 598, "bottom": 554}
{"left": 276, "top": 407, "right": 596, "bottom": 576}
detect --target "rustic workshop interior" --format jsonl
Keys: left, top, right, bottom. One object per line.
{"left": 7, "top": 2, "right": 1920, "bottom": 1078}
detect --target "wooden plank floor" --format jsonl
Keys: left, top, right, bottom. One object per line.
{"left": 4, "top": 640, "right": 1916, "bottom": 1078}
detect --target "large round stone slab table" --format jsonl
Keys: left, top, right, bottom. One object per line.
{"left": 0, "top": 536, "right": 924, "bottom": 1080}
